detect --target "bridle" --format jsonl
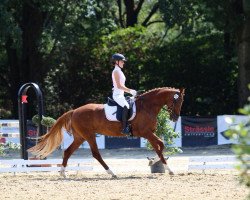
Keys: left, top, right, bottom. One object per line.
{"left": 165, "top": 92, "right": 180, "bottom": 121}
{"left": 137, "top": 91, "right": 181, "bottom": 122}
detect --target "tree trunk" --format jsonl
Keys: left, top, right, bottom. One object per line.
{"left": 20, "top": 1, "right": 44, "bottom": 83}
{"left": 124, "top": 0, "right": 137, "bottom": 27}
{"left": 5, "top": 1, "right": 45, "bottom": 118}
{"left": 117, "top": 0, "right": 124, "bottom": 27}
{"left": 5, "top": 37, "right": 21, "bottom": 118}
{"left": 121, "top": 0, "right": 158, "bottom": 27}
{"left": 224, "top": 26, "right": 232, "bottom": 61}
{"left": 237, "top": 1, "right": 250, "bottom": 107}
{"left": 236, "top": 18, "right": 250, "bottom": 107}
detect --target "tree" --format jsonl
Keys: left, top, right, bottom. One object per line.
{"left": 237, "top": 0, "right": 250, "bottom": 107}
{"left": 0, "top": 0, "right": 246, "bottom": 118}
{"left": 0, "top": 0, "right": 117, "bottom": 118}
{"left": 116, "top": 0, "right": 161, "bottom": 27}
{"left": 142, "top": 34, "right": 238, "bottom": 115}
{"left": 200, "top": 0, "right": 250, "bottom": 107}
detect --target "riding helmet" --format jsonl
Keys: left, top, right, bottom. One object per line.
{"left": 111, "top": 53, "right": 127, "bottom": 62}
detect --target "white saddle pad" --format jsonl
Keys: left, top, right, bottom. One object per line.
{"left": 104, "top": 104, "right": 136, "bottom": 122}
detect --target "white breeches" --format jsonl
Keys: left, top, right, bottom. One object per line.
{"left": 112, "top": 94, "right": 129, "bottom": 109}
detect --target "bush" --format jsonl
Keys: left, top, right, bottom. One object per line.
{"left": 226, "top": 85, "right": 250, "bottom": 193}
{"left": 32, "top": 115, "right": 56, "bottom": 128}
{"left": 0, "top": 142, "right": 21, "bottom": 156}
{"left": 0, "top": 108, "right": 12, "bottom": 118}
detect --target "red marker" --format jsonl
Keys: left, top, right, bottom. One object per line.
{"left": 21, "top": 95, "right": 28, "bottom": 103}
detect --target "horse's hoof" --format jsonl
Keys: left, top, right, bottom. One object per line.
{"left": 60, "top": 171, "right": 66, "bottom": 178}
{"left": 60, "top": 174, "right": 66, "bottom": 178}
{"left": 112, "top": 175, "right": 118, "bottom": 179}
{"left": 169, "top": 171, "right": 174, "bottom": 175}
{"left": 60, "top": 166, "right": 67, "bottom": 178}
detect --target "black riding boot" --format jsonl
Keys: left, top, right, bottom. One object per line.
{"left": 121, "top": 106, "right": 130, "bottom": 135}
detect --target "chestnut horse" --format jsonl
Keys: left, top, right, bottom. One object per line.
{"left": 28, "top": 87, "right": 185, "bottom": 178}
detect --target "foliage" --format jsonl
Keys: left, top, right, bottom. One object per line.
{"left": 0, "top": 141, "right": 21, "bottom": 156}
{"left": 0, "top": 0, "right": 242, "bottom": 118}
{"left": 0, "top": 144, "right": 3, "bottom": 155}
{"left": 0, "top": 108, "right": 12, "bottom": 118}
{"left": 147, "top": 106, "right": 182, "bottom": 155}
{"left": 41, "top": 116, "right": 56, "bottom": 128}
{"left": 32, "top": 114, "right": 56, "bottom": 128}
{"left": 31, "top": 115, "right": 40, "bottom": 126}
{"left": 94, "top": 25, "right": 159, "bottom": 90}
{"left": 142, "top": 33, "right": 238, "bottom": 115}
{"left": 0, "top": 0, "right": 118, "bottom": 118}
{"left": 226, "top": 85, "right": 250, "bottom": 191}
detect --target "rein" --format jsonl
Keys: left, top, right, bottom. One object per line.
{"left": 166, "top": 92, "right": 180, "bottom": 120}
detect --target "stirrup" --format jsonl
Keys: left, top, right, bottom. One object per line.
{"left": 121, "top": 126, "right": 130, "bottom": 135}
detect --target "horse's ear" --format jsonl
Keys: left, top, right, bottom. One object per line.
{"left": 179, "top": 88, "right": 185, "bottom": 94}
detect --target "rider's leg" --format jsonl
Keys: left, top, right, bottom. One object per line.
{"left": 112, "top": 94, "right": 130, "bottom": 135}
{"left": 121, "top": 106, "right": 130, "bottom": 134}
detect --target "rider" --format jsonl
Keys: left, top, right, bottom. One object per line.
{"left": 111, "top": 53, "right": 137, "bottom": 135}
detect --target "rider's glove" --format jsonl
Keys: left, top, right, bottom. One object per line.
{"left": 130, "top": 89, "right": 137, "bottom": 97}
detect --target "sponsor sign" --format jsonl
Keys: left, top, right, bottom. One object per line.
{"left": 181, "top": 117, "right": 217, "bottom": 147}
{"left": 105, "top": 136, "right": 140, "bottom": 149}
{"left": 26, "top": 120, "right": 39, "bottom": 149}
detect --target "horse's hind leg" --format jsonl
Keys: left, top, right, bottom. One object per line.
{"left": 87, "top": 135, "right": 117, "bottom": 178}
{"left": 60, "top": 134, "right": 85, "bottom": 178}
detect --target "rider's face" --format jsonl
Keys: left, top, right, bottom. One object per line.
{"left": 116, "top": 60, "right": 125, "bottom": 68}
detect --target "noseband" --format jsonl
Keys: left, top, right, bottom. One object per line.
{"left": 167, "top": 92, "right": 180, "bottom": 120}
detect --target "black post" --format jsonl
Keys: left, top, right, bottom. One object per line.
{"left": 18, "top": 83, "right": 44, "bottom": 160}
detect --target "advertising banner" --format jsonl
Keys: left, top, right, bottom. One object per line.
{"left": 181, "top": 116, "right": 217, "bottom": 147}
{"left": 0, "top": 120, "right": 19, "bottom": 144}
{"left": 26, "top": 120, "right": 39, "bottom": 149}
{"left": 217, "top": 115, "right": 250, "bottom": 145}
{"left": 105, "top": 136, "right": 140, "bottom": 149}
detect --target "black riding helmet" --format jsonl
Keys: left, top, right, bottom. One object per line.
{"left": 111, "top": 53, "right": 127, "bottom": 65}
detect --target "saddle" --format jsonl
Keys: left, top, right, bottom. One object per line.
{"left": 104, "top": 96, "right": 136, "bottom": 122}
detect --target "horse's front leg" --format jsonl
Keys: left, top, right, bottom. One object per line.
{"left": 147, "top": 134, "right": 174, "bottom": 175}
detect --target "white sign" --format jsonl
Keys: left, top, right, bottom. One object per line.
{"left": 62, "top": 130, "right": 105, "bottom": 149}
{"left": 217, "top": 115, "right": 250, "bottom": 145}
{"left": 170, "top": 117, "right": 182, "bottom": 147}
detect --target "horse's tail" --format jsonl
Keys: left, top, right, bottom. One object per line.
{"left": 28, "top": 110, "right": 74, "bottom": 158}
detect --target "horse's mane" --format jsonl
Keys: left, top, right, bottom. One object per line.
{"left": 140, "top": 87, "right": 179, "bottom": 97}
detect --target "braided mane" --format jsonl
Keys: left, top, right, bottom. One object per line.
{"left": 140, "top": 87, "right": 179, "bottom": 97}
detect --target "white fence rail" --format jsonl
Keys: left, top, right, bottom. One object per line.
{"left": 188, "top": 156, "right": 239, "bottom": 171}
{"left": 0, "top": 158, "right": 93, "bottom": 173}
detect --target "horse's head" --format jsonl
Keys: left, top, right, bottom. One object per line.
{"left": 137, "top": 87, "right": 185, "bottom": 122}
{"left": 166, "top": 88, "right": 185, "bottom": 122}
